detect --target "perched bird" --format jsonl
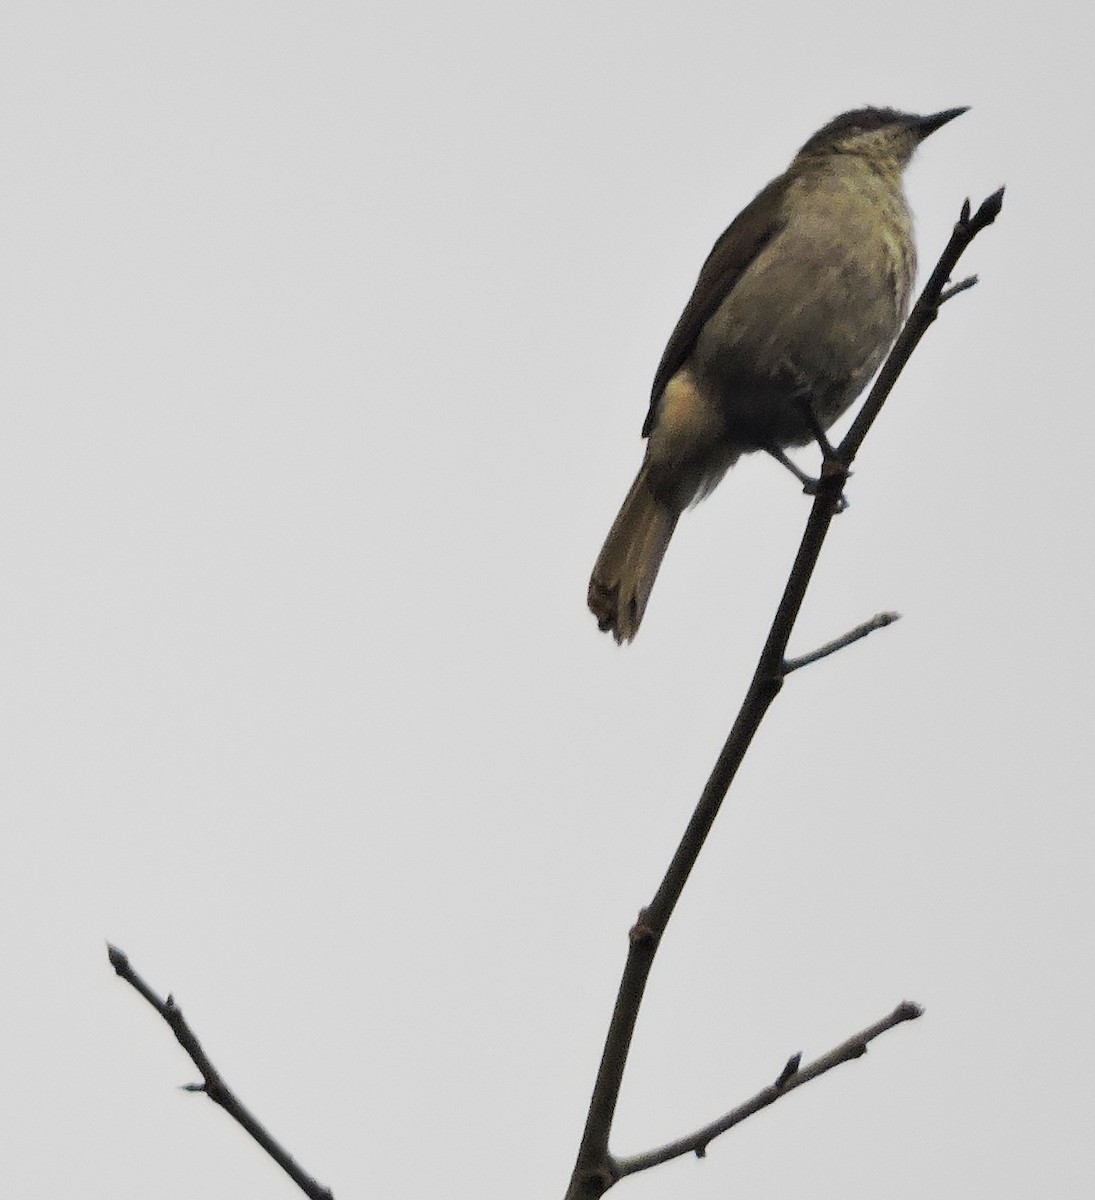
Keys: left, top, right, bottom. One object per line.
{"left": 588, "top": 106, "right": 967, "bottom": 642}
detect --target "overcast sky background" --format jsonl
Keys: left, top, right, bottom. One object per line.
{"left": 2, "top": 3, "right": 1091, "bottom": 1197}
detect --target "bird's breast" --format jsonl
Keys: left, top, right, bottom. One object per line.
{"left": 691, "top": 164, "right": 915, "bottom": 447}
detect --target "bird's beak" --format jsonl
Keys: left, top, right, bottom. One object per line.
{"left": 911, "top": 107, "right": 969, "bottom": 138}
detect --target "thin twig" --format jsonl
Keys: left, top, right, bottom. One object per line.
{"left": 939, "top": 275, "right": 978, "bottom": 304}
{"left": 783, "top": 611, "right": 901, "bottom": 674}
{"left": 564, "top": 189, "right": 1002, "bottom": 1200}
{"left": 107, "top": 944, "right": 334, "bottom": 1200}
{"left": 615, "top": 1001, "right": 922, "bottom": 1176}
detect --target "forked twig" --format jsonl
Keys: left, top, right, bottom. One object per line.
{"left": 615, "top": 1001, "right": 922, "bottom": 1176}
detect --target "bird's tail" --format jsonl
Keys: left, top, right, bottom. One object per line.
{"left": 588, "top": 466, "right": 679, "bottom": 643}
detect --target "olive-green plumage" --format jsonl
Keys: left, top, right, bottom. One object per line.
{"left": 588, "top": 106, "right": 966, "bottom": 642}
{"left": 590, "top": 108, "right": 965, "bottom": 643}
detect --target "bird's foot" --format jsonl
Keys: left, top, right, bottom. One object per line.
{"left": 765, "top": 445, "right": 850, "bottom": 512}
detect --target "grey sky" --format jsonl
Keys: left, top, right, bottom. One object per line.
{"left": 2, "top": 3, "right": 1091, "bottom": 1197}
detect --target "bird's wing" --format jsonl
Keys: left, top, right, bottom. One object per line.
{"left": 643, "top": 175, "right": 788, "bottom": 437}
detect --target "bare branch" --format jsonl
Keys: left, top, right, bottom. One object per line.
{"left": 564, "top": 189, "right": 1002, "bottom": 1200}
{"left": 783, "top": 611, "right": 901, "bottom": 674}
{"left": 615, "top": 1002, "right": 923, "bottom": 1178}
{"left": 107, "top": 944, "right": 334, "bottom": 1200}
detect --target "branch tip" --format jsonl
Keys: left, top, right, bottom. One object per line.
{"left": 976, "top": 186, "right": 1006, "bottom": 225}
{"left": 938, "top": 275, "right": 978, "bottom": 304}
{"left": 775, "top": 1052, "right": 802, "bottom": 1088}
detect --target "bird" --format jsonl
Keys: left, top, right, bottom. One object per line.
{"left": 587, "top": 105, "right": 967, "bottom": 643}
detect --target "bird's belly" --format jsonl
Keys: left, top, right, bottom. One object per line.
{"left": 692, "top": 230, "right": 909, "bottom": 449}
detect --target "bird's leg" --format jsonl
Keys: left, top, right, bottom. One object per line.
{"left": 796, "top": 396, "right": 840, "bottom": 464}
{"left": 799, "top": 397, "right": 850, "bottom": 510}
{"left": 765, "top": 445, "right": 848, "bottom": 512}
{"left": 766, "top": 445, "right": 818, "bottom": 489}
{"left": 765, "top": 398, "right": 850, "bottom": 510}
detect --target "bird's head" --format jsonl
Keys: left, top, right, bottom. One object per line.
{"left": 795, "top": 106, "right": 968, "bottom": 168}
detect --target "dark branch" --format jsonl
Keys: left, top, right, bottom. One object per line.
{"left": 615, "top": 1002, "right": 923, "bottom": 1177}
{"left": 783, "top": 611, "right": 901, "bottom": 674}
{"left": 564, "top": 189, "right": 1002, "bottom": 1200}
{"left": 107, "top": 944, "right": 334, "bottom": 1200}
